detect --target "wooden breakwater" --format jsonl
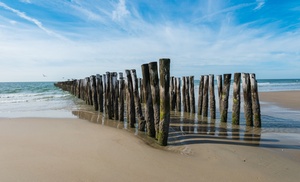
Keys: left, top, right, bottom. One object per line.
{"left": 55, "top": 58, "right": 261, "bottom": 146}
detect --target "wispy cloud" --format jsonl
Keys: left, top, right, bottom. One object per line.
{"left": 112, "top": 0, "right": 130, "bottom": 21}
{"left": 0, "top": 0, "right": 299, "bottom": 81}
{"left": 0, "top": 2, "right": 64, "bottom": 39}
{"left": 19, "top": 0, "right": 31, "bottom": 3}
{"left": 254, "top": 0, "right": 265, "bottom": 10}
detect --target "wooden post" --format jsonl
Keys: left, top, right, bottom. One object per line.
{"left": 202, "top": 75, "right": 209, "bottom": 118}
{"left": 131, "top": 69, "right": 145, "bottom": 131}
{"left": 250, "top": 73, "right": 261, "bottom": 128}
{"left": 149, "top": 62, "right": 160, "bottom": 139}
{"left": 185, "top": 77, "right": 190, "bottom": 113}
{"left": 141, "top": 64, "right": 155, "bottom": 137}
{"left": 176, "top": 77, "right": 181, "bottom": 112}
{"left": 119, "top": 72, "right": 125, "bottom": 121}
{"left": 139, "top": 78, "right": 143, "bottom": 104}
{"left": 242, "top": 73, "right": 253, "bottom": 126}
{"left": 102, "top": 74, "right": 107, "bottom": 112}
{"left": 217, "top": 75, "right": 223, "bottom": 113}
{"left": 182, "top": 76, "right": 186, "bottom": 112}
{"left": 220, "top": 74, "right": 232, "bottom": 122}
{"left": 96, "top": 74, "right": 104, "bottom": 112}
{"left": 189, "top": 76, "right": 196, "bottom": 113}
{"left": 106, "top": 72, "right": 113, "bottom": 119}
{"left": 90, "top": 75, "right": 98, "bottom": 111}
{"left": 170, "top": 76, "right": 176, "bottom": 111}
{"left": 197, "top": 75, "right": 204, "bottom": 115}
{"left": 113, "top": 72, "right": 119, "bottom": 120}
{"left": 232, "top": 73, "right": 241, "bottom": 125}
{"left": 125, "top": 70, "right": 136, "bottom": 128}
{"left": 209, "top": 74, "right": 216, "bottom": 119}
{"left": 158, "top": 58, "right": 171, "bottom": 146}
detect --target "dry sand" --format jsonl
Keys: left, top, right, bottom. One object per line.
{"left": 259, "top": 90, "right": 300, "bottom": 110}
{"left": 0, "top": 117, "right": 300, "bottom": 182}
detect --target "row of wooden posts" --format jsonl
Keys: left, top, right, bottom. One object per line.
{"left": 55, "top": 58, "right": 261, "bottom": 146}
{"left": 55, "top": 59, "right": 171, "bottom": 146}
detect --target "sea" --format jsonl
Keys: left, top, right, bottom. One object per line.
{"left": 0, "top": 79, "right": 300, "bottom": 118}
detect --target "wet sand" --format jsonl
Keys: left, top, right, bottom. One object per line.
{"left": 0, "top": 91, "right": 300, "bottom": 181}
{"left": 259, "top": 90, "right": 300, "bottom": 110}
{"left": 0, "top": 117, "right": 299, "bottom": 182}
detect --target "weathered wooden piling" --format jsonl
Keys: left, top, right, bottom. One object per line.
{"left": 242, "top": 73, "right": 253, "bottom": 126}
{"left": 149, "top": 62, "right": 160, "bottom": 139}
{"left": 189, "top": 76, "right": 196, "bottom": 114}
{"left": 102, "top": 74, "right": 107, "bottom": 112}
{"left": 182, "top": 76, "right": 187, "bottom": 112}
{"left": 106, "top": 72, "right": 113, "bottom": 119}
{"left": 141, "top": 64, "right": 155, "bottom": 137}
{"left": 209, "top": 74, "right": 216, "bottom": 119}
{"left": 197, "top": 75, "right": 204, "bottom": 115}
{"left": 138, "top": 78, "right": 143, "bottom": 104}
{"left": 113, "top": 72, "right": 119, "bottom": 120}
{"left": 90, "top": 75, "right": 98, "bottom": 111}
{"left": 250, "top": 73, "right": 261, "bottom": 128}
{"left": 96, "top": 74, "right": 104, "bottom": 112}
{"left": 119, "top": 72, "right": 125, "bottom": 121}
{"left": 232, "top": 73, "right": 241, "bottom": 125}
{"left": 202, "top": 75, "right": 209, "bottom": 118}
{"left": 217, "top": 75, "right": 223, "bottom": 113}
{"left": 158, "top": 58, "right": 171, "bottom": 146}
{"left": 170, "top": 76, "right": 176, "bottom": 111}
{"left": 125, "top": 70, "right": 136, "bottom": 128}
{"left": 176, "top": 77, "right": 181, "bottom": 112}
{"left": 131, "top": 69, "right": 145, "bottom": 131}
{"left": 220, "top": 74, "right": 231, "bottom": 122}
{"left": 185, "top": 77, "right": 191, "bottom": 113}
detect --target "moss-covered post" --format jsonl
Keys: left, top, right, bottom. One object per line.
{"left": 202, "top": 75, "right": 209, "bottom": 118}
{"left": 250, "top": 73, "right": 261, "bottom": 128}
{"left": 198, "top": 75, "right": 204, "bottom": 115}
{"left": 182, "top": 76, "right": 186, "bottom": 112}
{"left": 131, "top": 69, "right": 145, "bottom": 131}
{"left": 149, "top": 62, "right": 160, "bottom": 138}
{"left": 217, "top": 75, "right": 223, "bottom": 113}
{"left": 242, "top": 73, "right": 253, "bottom": 126}
{"left": 209, "top": 74, "right": 216, "bottom": 119}
{"left": 119, "top": 72, "right": 125, "bottom": 121}
{"left": 189, "top": 76, "right": 196, "bottom": 114}
{"left": 158, "top": 58, "right": 171, "bottom": 146}
{"left": 232, "top": 73, "right": 241, "bottom": 125}
{"left": 220, "top": 74, "right": 232, "bottom": 122}
{"left": 141, "top": 64, "right": 155, "bottom": 137}
{"left": 125, "top": 70, "right": 136, "bottom": 128}
{"left": 176, "top": 77, "right": 181, "bottom": 112}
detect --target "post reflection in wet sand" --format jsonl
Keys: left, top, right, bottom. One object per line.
{"left": 72, "top": 109, "right": 300, "bottom": 153}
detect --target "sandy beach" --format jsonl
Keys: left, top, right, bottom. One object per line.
{"left": 259, "top": 91, "right": 300, "bottom": 110}
{"left": 0, "top": 91, "right": 300, "bottom": 181}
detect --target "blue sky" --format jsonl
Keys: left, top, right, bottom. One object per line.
{"left": 0, "top": 0, "right": 299, "bottom": 81}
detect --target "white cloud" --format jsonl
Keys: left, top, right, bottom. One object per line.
{"left": 0, "top": 2, "right": 64, "bottom": 39}
{"left": 112, "top": 0, "right": 130, "bottom": 21}
{"left": 254, "top": 0, "right": 265, "bottom": 10}
{"left": 20, "top": 0, "right": 31, "bottom": 3}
